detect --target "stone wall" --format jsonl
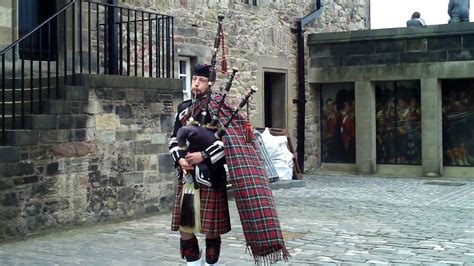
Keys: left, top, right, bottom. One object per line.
{"left": 0, "top": 74, "right": 181, "bottom": 239}
{"left": 0, "top": 0, "right": 371, "bottom": 239}
{"left": 0, "top": 0, "right": 13, "bottom": 48}
{"left": 118, "top": 0, "right": 370, "bottom": 171}
{"left": 309, "top": 26, "right": 474, "bottom": 68}
{"left": 306, "top": 22, "right": 474, "bottom": 177}
{"left": 0, "top": 1, "right": 370, "bottom": 172}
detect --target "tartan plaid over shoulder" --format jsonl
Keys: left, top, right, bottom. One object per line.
{"left": 208, "top": 95, "right": 290, "bottom": 264}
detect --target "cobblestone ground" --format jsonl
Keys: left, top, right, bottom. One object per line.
{"left": 1, "top": 175, "right": 473, "bottom": 265}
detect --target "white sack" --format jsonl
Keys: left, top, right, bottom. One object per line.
{"left": 260, "top": 128, "right": 293, "bottom": 181}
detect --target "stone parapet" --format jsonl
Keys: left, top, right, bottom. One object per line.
{"left": 309, "top": 22, "right": 474, "bottom": 68}
{"left": 307, "top": 22, "right": 474, "bottom": 177}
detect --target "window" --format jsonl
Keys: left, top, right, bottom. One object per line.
{"left": 178, "top": 57, "right": 192, "bottom": 101}
{"left": 242, "top": 0, "right": 257, "bottom": 6}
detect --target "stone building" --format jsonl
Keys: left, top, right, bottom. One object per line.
{"left": 140, "top": 0, "right": 369, "bottom": 148}
{"left": 307, "top": 23, "right": 474, "bottom": 179}
{"left": 0, "top": 0, "right": 369, "bottom": 239}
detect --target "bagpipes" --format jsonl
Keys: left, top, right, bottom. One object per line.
{"left": 179, "top": 14, "right": 226, "bottom": 233}
{"left": 178, "top": 14, "right": 257, "bottom": 234}
{"left": 215, "top": 85, "right": 258, "bottom": 139}
{"left": 179, "top": 85, "right": 258, "bottom": 234}
{"left": 176, "top": 83, "right": 258, "bottom": 154}
{"left": 184, "top": 14, "right": 225, "bottom": 127}
{"left": 209, "top": 14, "right": 226, "bottom": 85}
{"left": 176, "top": 67, "right": 239, "bottom": 153}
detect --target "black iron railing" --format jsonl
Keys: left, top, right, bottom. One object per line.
{"left": 0, "top": 0, "right": 174, "bottom": 144}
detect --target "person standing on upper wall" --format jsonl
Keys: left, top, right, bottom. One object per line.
{"left": 448, "top": 0, "right": 470, "bottom": 23}
{"left": 406, "top": 12, "right": 427, "bottom": 27}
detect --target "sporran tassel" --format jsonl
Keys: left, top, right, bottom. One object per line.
{"left": 179, "top": 176, "right": 201, "bottom": 234}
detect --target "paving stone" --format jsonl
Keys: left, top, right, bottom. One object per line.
{"left": 0, "top": 175, "right": 473, "bottom": 265}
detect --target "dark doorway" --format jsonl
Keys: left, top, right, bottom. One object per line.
{"left": 19, "top": 0, "right": 58, "bottom": 60}
{"left": 264, "top": 72, "right": 286, "bottom": 128}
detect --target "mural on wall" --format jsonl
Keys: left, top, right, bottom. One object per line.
{"left": 375, "top": 81, "right": 421, "bottom": 165}
{"left": 320, "top": 83, "right": 356, "bottom": 163}
{"left": 442, "top": 79, "right": 474, "bottom": 167}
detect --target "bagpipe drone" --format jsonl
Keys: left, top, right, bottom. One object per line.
{"left": 178, "top": 14, "right": 257, "bottom": 233}
{"left": 176, "top": 15, "right": 257, "bottom": 188}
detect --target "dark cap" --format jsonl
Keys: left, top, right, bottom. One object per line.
{"left": 193, "top": 64, "right": 211, "bottom": 78}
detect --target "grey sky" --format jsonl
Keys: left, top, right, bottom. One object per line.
{"left": 371, "top": 0, "right": 471, "bottom": 29}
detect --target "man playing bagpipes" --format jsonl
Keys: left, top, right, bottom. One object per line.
{"left": 167, "top": 64, "right": 289, "bottom": 265}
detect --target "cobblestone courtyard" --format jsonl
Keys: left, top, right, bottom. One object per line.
{"left": 1, "top": 175, "right": 473, "bottom": 265}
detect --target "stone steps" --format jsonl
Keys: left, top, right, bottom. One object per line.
{"left": 0, "top": 86, "right": 89, "bottom": 115}
{"left": 1, "top": 85, "right": 89, "bottom": 102}
{"left": 1, "top": 85, "right": 92, "bottom": 147}
{"left": 0, "top": 100, "right": 90, "bottom": 125}
{"left": 0, "top": 146, "right": 22, "bottom": 163}
{"left": 2, "top": 87, "right": 59, "bottom": 102}
{"left": 0, "top": 130, "right": 40, "bottom": 146}
{"left": 0, "top": 114, "right": 93, "bottom": 145}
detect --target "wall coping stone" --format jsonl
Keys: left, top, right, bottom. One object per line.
{"left": 308, "top": 22, "right": 474, "bottom": 44}
{"left": 72, "top": 74, "right": 182, "bottom": 91}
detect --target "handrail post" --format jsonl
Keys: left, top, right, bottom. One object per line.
{"left": 1, "top": 55, "right": 5, "bottom": 145}
{"left": 72, "top": 0, "right": 76, "bottom": 84}
{"left": 107, "top": 0, "right": 119, "bottom": 75}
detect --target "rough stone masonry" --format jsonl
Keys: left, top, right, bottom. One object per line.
{"left": 0, "top": 75, "right": 181, "bottom": 239}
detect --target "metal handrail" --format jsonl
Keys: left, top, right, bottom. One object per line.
{"left": 1, "top": 0, "right": 175, "bottom": 144}
{"left": 87, "top": 0, "right": 167, "bottom": 15}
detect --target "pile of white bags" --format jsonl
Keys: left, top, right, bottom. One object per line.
{"left": 260, "top": 128, "right": 294, "bottom": 181}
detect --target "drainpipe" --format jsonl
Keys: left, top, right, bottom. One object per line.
{"left": 295, "top": 0, "right": 323, "bottom": 173}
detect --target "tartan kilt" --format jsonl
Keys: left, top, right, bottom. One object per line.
{"left": 171, "top": 174, "right": 231, "bottom": 235}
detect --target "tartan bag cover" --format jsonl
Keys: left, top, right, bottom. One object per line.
{"left": 208, "top": 95, "right": 290, "bottom": 263}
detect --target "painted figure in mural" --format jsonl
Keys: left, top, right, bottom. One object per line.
{"left": 406, "top": 11, "right": 426, "bottom": 27}
{"left": 322, "top": 98, "right": 343, "bottom": 161}
{"left": 442, "top": 83, "right": 474, "bottom": 166}
{"left": 376, "top": 88, "right": 397, "bottom": 164}
{"left": 406, "top": 97, "right": 422, "bottom": 164}
{"left": 397, "top": 96, "right": 411, "bottom": 163}
{"left": 341, "top": 100, "right": 356, "bottom": 161}
{"left": 167, "top": 64, "right": 289, "bottom": 265}
{"left": 448, "top": 0, "right": 470, "bottom": 23}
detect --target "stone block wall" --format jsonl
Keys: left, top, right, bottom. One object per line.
{"left": 0, "top": 74, "right": 182, "bottom": 239}
{"left": 305, "top": 22, "right": 474, "bottom": 175}
{"left": 0, "top": 0, "right": 13, "bottom": 47}
{"left": 119, "top": 0, "right": 369, "bottom": 148}
{"left": 308, "top": 24, "right": 474, "bottom": 68}
{"left": 0, "top": 0, "right": 370, "bottom": 174}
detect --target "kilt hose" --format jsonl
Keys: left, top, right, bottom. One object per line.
{"left": 171, "top": 179, "right": 231, "bottom": 235}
